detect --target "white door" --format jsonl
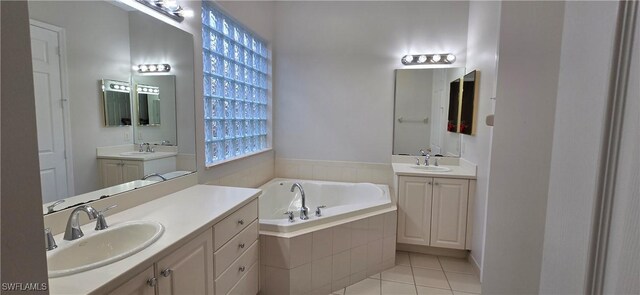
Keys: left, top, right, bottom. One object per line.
{"left": 397, "top": 176, "right": 433, "bottom": 245}
{"left": 30, "top": 24, "right": 71, "bottom": 203}
{"left": 430, "top": 178, "right": 469, "bottom": 249}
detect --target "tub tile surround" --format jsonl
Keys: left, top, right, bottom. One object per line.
{"left": 275, "top": 158, "right": 394, "bottom": 187}
{"left": 206, "top": 156, "right": 275, "bottom": 188}
{"left": 260, "top": 211, "right": 398, "bottom": 295}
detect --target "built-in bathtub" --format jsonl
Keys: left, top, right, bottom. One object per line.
{"left": 258, "top": 179, "right": 397, "bottom": 295}
{"left": 259, "top": 178, "right": 392, "bottom": 233}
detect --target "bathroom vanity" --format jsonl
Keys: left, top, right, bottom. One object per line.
{"left": 46, "top": 185, "right": 260, "bottom": 294}
{"left": 97, "top": 145, "right": 178, "bottom": 187}
{"left": 392, "top": 157, "right": 476, "bottom": 251}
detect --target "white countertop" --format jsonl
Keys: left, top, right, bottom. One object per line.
{"left": 47, "top": 184, "right": 261, "bottom": 294}
{"left": 392, "top": 162, "right": 476, "bottom": 179}
{"left": 96, "top": 151, "right": 177, "bottom": 161}
{"left": 42, "top": 180, "right": 159, "bottom": 214}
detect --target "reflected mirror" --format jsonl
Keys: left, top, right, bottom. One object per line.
{"left": 29, "top": 0, "right": 197, "bottom": 214}
{"left": 460, "top": 70, "right": 478, "bottom": 135}
{"left": 393, "top": 68, "right": 464, "bottom": 157}
{"left": 136, "top": 83, "right": 162, "bottom": 126}
{"left": 102, "top": 79, "right": 133, "bottom": 126}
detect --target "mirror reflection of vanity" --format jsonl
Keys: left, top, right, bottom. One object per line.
{"left": 393, "top": 68, "right": 465, "bottom": 157}
{"left": 28, "top": 1, "right": 196, "bottom": 214}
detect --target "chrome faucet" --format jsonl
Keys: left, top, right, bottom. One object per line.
{"left": 45, "top": 228, "right": 57, "bottom": 251}
{"left": 425, "top": 152, "right": 431, "bottom": 166}
{"left": 63, "top": 205, "right": 99, "bottom": 241}
{"left": 142, "top": 173, "right": 167, "bottom": 181}
{"left": 144, "top": 143, "right": 154, "bottom": 153}
{"left": 46, "top": 199, "right": 65, "bottom": 214}
{"left": 290, "top": 183, "right": 309, "bottom": 220}
{"left": 138, "top": 143, "right": 145, "bottom": 152}
{"left": 420, "top": 149, "right": 430, "bottom": 166}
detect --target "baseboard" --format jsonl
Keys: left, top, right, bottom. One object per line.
{"left": 396, "top": 243, "right": 468, "bottom": 258}
{"left": 468, "top": 253, "right": 482, "bottom": 281}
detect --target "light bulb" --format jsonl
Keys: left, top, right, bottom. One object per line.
{"left": 180, "top": 9, "right": 194, "bottom": 17}
{"left": 402, "top": 55, "right": 414, "bottom": 64}
{"left": 132, "top": 65, "right": 139, "bottom": 71}
{"left": 446, "top": 54, "right": 456, "bottom": 62}
{"left": 432, "top": 54, "right": 441, "bottom": 62}
{"left": 154, "top": 89, "right": 159, "bottom": 93}
{"left": 137, "top": 88, "right": 142, "bottom": 92}
{"left": 157, "top": 64, "right": 166, "bottom": 71}
{"left": 162, "top": 0, "right": 180, "bottom": 12}
{"left": 139, "top": 65, "right": 148, "bottom": 72}
{"left": 125, "top": 86, "right": 131, "bottom": 91}
{"left": 149, "top": 65, "right": 157, "bottom": 72}
{"left": 417, "top": 55, "right": 427, "bottom": 63}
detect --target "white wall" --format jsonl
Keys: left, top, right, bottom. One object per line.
{"left": 461, "top": 1, "right": 501, "bottom": 280}
{"left": 28, "top": 1, "right": 133, "bottom": 195}
{"left": 482, "top": 1, "right": 564, "bottom": 293}
{"left": 273, "top": 1, "right": 469, "bottom": 163}
{"left": 539, "top": 2, "right": 619, "bottom": 293}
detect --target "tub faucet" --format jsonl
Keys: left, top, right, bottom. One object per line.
{"left": 290, "top": 183, "right": 309, "bottom": 220}
{"left": 63, "top": 205, "right": 99, "bottom": 241}
{"left": 142, "top": 173, "right": 167, "bottom": 181}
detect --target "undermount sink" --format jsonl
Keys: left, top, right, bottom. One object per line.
{"left": 119, "top": 151, "right": 153, "bottom": 156}
{"left": 47, "top": 221, "right": 164, "bottom": 278}
{"left": 411, "top": 165, "right": 452, "bottom": 172}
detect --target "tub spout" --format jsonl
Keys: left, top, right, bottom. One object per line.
{"left": 290, "top": 183, "right": 309, "bottom": 220}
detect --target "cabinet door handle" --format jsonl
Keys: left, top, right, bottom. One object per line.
{"left": 237, "top": 219, "right": 244, "bottom": 225}
{"left": 239, "top": 266, "right": 245, "bottom": 272}
{"left": 147, "top": 277, "right": 157, "bottom": 287}
{"left": 160, "top": 268, "right": 173, "bottom": 277}
{"left": 238, "top": 242, "right": 245, "bottom": 249}
{"left": 428, "top": 182, "right": 432, "bottom": 185}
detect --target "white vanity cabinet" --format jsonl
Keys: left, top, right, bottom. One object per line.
{"left": 397, "top": 176, "right": 471, "bottom": 250}
{"left": 108, "top": 228, "right": 214, "bottom": 295}
{"left": 99, "top": 156, "right": 176, "bottom": 188}
{"left": 106, "top": 198, "right": 259, "bottom": 295}
{"left": 100, "top": 159, "right": 144, "bottom": 187}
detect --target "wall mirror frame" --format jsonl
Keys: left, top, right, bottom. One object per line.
{"left": 28, "top": 0, "right": 197, "bottom": 215}
{"left": 392, "top": 67, "right": 465, "bottom": 157}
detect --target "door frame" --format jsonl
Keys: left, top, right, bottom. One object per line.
{"left": 29, "top": 19, "right": 75, "bottom": 196}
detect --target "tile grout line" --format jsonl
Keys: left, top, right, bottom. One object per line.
{"left": 437, "top": 256, "right": 454, "bottom": 291}
{"left": 408, "top": 253, "right": 419, "bottom": 295}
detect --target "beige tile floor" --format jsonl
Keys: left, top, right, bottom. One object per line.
{"left": 332, "top": 251, "right": 481, "bottom": 295}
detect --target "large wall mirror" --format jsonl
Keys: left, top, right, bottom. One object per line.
{"left": 28, "top": 1, "right": 196, "bottom": 214}
{"left": 393, "top": 68, "right": 465, "bottom": 156}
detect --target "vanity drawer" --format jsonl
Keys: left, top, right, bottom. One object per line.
{"left": 214, "top": 199, "right": 258, "bottom": 250}
{"left": 227, "top": 261, "right": 258, "bottom": 295}
{"left": 214, "top": 240, "right": 259, "bottom": 295}
{"left": 214, "top": 219, "right": 259, "bottom": 277}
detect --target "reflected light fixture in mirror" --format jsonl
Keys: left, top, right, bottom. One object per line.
{"left": 402, "top": 53, "right": 456, "bottom": 65}
{"left": 134, "top": 0, "right": 185, "bottom": 22}
{"left": 133, "top": 63, "right": 171, "bottom": 73}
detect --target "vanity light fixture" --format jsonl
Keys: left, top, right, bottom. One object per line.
{"left": 135, "top": 0, "right": 185, "bottom": 22}
{"left": 137, "top": 85, "right": 160, "bottom": 95}
{"left": 133, "top": 64, "right": 171, "bottom": 73}
{"left": 401, "top": 53, "right": 456, "bottom": 65}
{"left": 107, "top": 82, "right": 131, "bottom": 93}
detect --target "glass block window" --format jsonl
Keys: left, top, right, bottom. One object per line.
{"left": 202, "top": 2, "right": 269, "bottom": 166}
